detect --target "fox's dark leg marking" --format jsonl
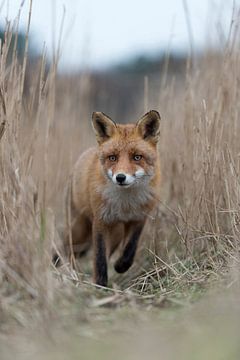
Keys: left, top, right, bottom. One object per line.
{"left": 114, "top": 224, "right": 143, "bottom": 274}
{"left": 52, "top": 253, "right": 61, "bottom": 267}
{"left": 94, "top": 234, "right": 108, "bottom": 286}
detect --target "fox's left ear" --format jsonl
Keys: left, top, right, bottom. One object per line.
{"left": 136, "top": 110, "right": 161, "bottom": 143}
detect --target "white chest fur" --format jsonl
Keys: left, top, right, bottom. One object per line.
{"left": 100, "top": 184, "right": 153, "bottom": 224}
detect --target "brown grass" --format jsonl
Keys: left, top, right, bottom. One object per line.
{"left": 0, "top": 3, "right": 240, "bottom": 357}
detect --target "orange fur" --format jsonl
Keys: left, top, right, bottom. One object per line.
{"left": 68, "top": 110, "right": 161, "bottom": 286}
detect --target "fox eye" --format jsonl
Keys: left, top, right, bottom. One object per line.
{"left": 133, "top": 155, "right": 142, "bottom": 161}
{"left": 109, "top": 155, "right": 117, "bottom": 162}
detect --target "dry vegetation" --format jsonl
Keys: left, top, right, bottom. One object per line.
{"left": 0, "top": 4, "right": 240, "bottom": 359}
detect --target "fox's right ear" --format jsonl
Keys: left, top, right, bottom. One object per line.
{"left": 92, "top": 112, "right": 116, "bottom": 144}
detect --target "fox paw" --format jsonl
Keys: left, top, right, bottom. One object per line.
{"left": 114, "top": 258, "right": 132, "bottom": 273}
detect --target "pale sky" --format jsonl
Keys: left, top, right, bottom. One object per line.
{"left": 0, "top": 0, "right": 238, "bottom": 70}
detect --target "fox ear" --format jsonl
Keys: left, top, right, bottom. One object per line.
{"left": 136, "top": 110, "right": 161, "bottom": 143}
{"left": 92, "top": 112, "right": 116, "bottom": 144}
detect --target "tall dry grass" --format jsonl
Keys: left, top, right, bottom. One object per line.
{"left": 0, "top": 4, "right": 240, "bottom": 326}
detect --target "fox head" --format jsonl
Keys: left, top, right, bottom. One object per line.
{"left": 92, "top": 110, "right": 161, "bottom": 188}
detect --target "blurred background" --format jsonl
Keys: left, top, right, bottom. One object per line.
{"left": 0, "top": 0, "right": 238, "bottom": 121}
{"left": 2, "top": 0, "right": 236, "bottom": 68}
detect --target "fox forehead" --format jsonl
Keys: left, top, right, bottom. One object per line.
{"left": 101, "top": 137, "right": 156, "bottom": 159}
{"left": 99, "top": 125, "right": 157, "bottom": 152}
{"left": 115, "top": 123, "right": 136, "bottom": 135}
{"left": 107, "top": 123, "right": 139, "bottom": 146}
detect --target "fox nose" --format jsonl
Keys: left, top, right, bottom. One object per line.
{"left": 116, "top": 173, "right": 126, "bottom": 184}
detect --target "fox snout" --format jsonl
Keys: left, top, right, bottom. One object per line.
{"left": 107, "top": 169, "right": 146, "bottom": 187}
{"left": 115, "top": 173, "right": 127, "bottom": 184}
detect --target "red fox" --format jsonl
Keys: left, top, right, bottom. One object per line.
{"left": 67, "top": 110, "right": 161, "bottom": 286}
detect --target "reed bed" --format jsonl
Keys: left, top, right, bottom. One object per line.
{"left": 0, "top": 4, "right": 239, "bottom": 337}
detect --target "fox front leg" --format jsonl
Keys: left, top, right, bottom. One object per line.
{"left": 114, "top": 223, "right": 144, "bottom": 274}
{"left": 93, "top": 224, "right": 108, "bottom": 286}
